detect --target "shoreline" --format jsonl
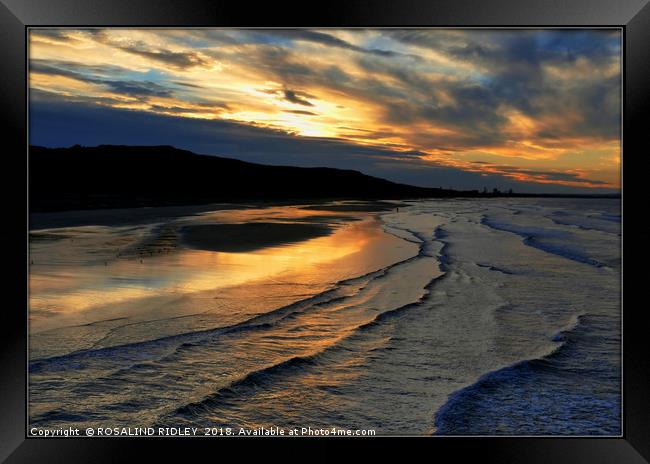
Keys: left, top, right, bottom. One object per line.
{"left": 29, "top": 199, "right": 404, "bottom": 231}
{"left": 29, "top": 196, "right": 621, "bottom": 231}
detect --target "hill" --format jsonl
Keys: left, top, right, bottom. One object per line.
{"left": 29, "top": 144, "right": 467, "bottom": 211}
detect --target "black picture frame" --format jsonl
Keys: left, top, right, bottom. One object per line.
{"left": 1, "top": 0, "right": 647, "bottom": 461}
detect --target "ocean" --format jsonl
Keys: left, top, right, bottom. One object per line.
{"left": 28, "top": 198, "right": 621, "bottom": 435}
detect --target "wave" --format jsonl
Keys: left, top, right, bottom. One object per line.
{"left": 168, "top": 353, "right": 321, "bottom": 420}
{"left": 30, "top": 275, "right": 367, "bottom": 374}
{"left": 600, "top": 214, "right": 621, "bottom": 223}
{"left": 30, "top": 226, "right": 433, "bottom": 374}
{"left": 165, "top": 275, "right": 444, "bottom": 422}
{"left": 522, "top": 236, "right": 608, "bottom": 268}
{"left": 358, "top": 228, "right": 450, "bottom": 330}
{"left": 481, "top": 216, "right": 609, "bottom": 268}
{"left": 433, "top": 313, "right": 621, "bottom": 435}
{"left": 162, "top": 226, "right": 451, "bottom": 422}
{"left": 548, "top": 212, "right": 621, "bottom": 236}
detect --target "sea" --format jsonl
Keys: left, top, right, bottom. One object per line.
{"left": 28, "top": 197, "right": 621, "bottom": 435}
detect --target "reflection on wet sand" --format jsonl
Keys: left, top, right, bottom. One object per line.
{"left": 29, "top": 203, "right": 415, "bottom": 359}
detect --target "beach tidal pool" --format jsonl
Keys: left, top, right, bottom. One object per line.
{"left": 28, "top": 198, "right": 621, "bottom": 435}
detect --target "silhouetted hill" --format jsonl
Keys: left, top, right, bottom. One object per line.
{"left": 29, "top": 145, "right": 619, "bottom": 212}
{"left": 30, "top": 145, "right": 469, "bottom": 212}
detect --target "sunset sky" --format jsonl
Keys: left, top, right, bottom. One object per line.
{"left": 29, "top": 28, "right": 621, "bottom": 193}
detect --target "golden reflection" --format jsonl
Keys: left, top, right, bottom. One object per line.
{"left": 28, "top": 210, "right": 400, "bottom": 334}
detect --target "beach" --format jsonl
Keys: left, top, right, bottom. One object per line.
{"left": 28, "top": 198, "right": 621, "bottom": 435}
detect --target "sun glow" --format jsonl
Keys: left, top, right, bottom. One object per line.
{"left": 29, "top": 28, "right": 622, "bottom": 191}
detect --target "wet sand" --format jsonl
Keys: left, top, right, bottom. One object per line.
{"left": 28, "top": 198, "right": 621, "bottom": 435}
{"left": 28, "top": 201, "right": 417, "bottom": 358}
{"left": 301, "top": 200, "right": 404, "bottom": 212}
{"left": 30, "top": 199, "right": 402, "bottom": 230}
{"left": 30, "top": 202, "right": 260, "bottom": 230}
{"left": 181, "top": 222, "right": 334, "bottom": 253}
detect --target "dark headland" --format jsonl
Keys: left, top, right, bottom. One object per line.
{"left": 29, "top": 145, "right": 620, "bottom": 212}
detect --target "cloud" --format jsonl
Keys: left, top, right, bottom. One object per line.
{"left": 101, "top": 80, "right": 173, "bottom": 97}
{"left": 284, "top": 110, "right": 318, "bottom": 116}
{"left": 480, "top": 163, "right": 608, "bottom": 185}
{"left": 282, "top": 89, "right": 314, "bottom": 106}
{"left": 258, "top": 86, "right": 317, "bottom": 107}
{"left": 262, "top": 30, "right": 414, "bottom": 58}
{"left": 28, "top": 28, "right": 621, "bottom": 192}
{"left": 171, "top": 81, "right": 204, "bottom": 88}
{"left": 30, "top": 59, "right": 128, "bottom": 79}
{"left": 29, "top": 93, "right": 618, "bottom": 193}
{"left": 384, "top": 29, "right": 621, "bottom": 141}
{"left": 30, "top": 60, "right": 174, "bottom": 99}
{"left": 117, "top": 45, "right": 210, "bottom": 70}
{"left": 30, "top": 29, "right": 77, "bottom": 44}
{"left": 246, "top": 46, "right": 316, "bottom": 84}
{"left": 78, "top": 30, "right": 213, "bottom": 70}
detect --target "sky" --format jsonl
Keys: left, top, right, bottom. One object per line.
{"left": 29, "top": 28, "right": 621, "bottom": 193}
